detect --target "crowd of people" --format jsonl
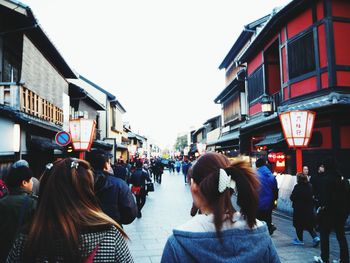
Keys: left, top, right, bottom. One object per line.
{"left": 0, "top": 152, "right": 348, "bottom": 262}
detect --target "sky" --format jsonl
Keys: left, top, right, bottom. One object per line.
{"left": 23, "top": 0, "right": 291, "bottom": 149}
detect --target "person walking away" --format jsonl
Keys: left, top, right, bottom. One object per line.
{"left": 175, "top": 159, "right": 181, "bottom": 174}
{"left": 0, "top": 160, "right": 37, "bottom": 262}
{"left": 6, "top": 158, "right": 133, "bottom": 262}
{"left": 182, "top": 159, "right": 191, "bottom": 185}
{"left": 256, "top": 158, "right": 278, "bottom": 235}
{"left": 313, "top": 159, "right": 349, "bottom": 263}
{"left": 130, "top": 160, "right": 151, "bottom": 218}
{"left": 86, "top": 151, "right": 138, "bottom": 226}
{"left": 290, "top": 173, "right": 320, "bottom": 246}
{"left": 113, "top": 159, "right": 129, "bottom": 182}
{"left": 154, "top": 158, "right": 164, "bottom": 184}
{"left": 161, "top": 152, "right": 280, "bottom": 263}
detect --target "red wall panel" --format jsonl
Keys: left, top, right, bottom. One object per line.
{"left": 340, "top": 125, "right": 350, "bottom": 148}
{"left": 332, "top": 0, "right": 350, "bottom": 18}
{"left": 318, "top": 24, "right": 327, "bottom": 68}
{"left": 248, "top": 52, "right": 263, "bottom": 76}
{"left": 316, "top": 0, "right": 324, "bottom": 21}
{"left": 249, "top": 103, "right": 261, "bottom": 116}
{"left": 334, "top": 22, "right": 350, "bottom": 66}
{"left": 290, "top": 77, "right": 317, "bottom": 97}
{"left": 336, "top": 71, "right": 350, "bottom": 86}
{"left": 313, "top": 127, "right": 332, "bottom": 149}
{"left": 280, "top": 28, "right": 286, "bottom": 44}
{"left": 287, "top": 9, "right": 313, "bottom": 39}
{"left": 267, "top": 65, "right": 281, "bottom": 94}
{"left": 283, "top": 87, "right": 289, "bottom": 100}
{"left": 321, "top": 72, "right": 328, "bottom": 89}
{"left": 281, "top": 47, "right": 287, "bottom": 83}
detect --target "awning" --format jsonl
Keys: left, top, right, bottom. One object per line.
{"left": 116, "top": 144, "right": 128, "bottom": 150}
{"left": 255, "top": 133, "right": 285, "bottom": 146}
{"left": 215, "top": 130, "right": 240, "bottom": 145}
{"left": 29, "top": 136, "right": 62, "bottom": 151}
{"left": 91, "top": 140, "right": 113, "bottom": 151}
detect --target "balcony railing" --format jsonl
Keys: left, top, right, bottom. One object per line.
{"left": 0, "top": 84, "right": 63, "bottom": 126}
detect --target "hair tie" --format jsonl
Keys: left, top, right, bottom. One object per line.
{"left": 46, "top": 163, "right": 53, "bottom": 170}
{"left": 71, "top": 161, "right": 79, "bottom": 170}
{"left": 218, "top": 168, "right": 236, "bottom": 193}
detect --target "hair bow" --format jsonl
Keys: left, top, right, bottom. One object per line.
{"left": 218, "top": 168, "right": 236, "bottom": 193}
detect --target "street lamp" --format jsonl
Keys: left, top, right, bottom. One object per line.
{"left": 279, "top": 110, "right": 316, "bottom": 173}
{"left": 261, "top": 94, "right": 273, "bottom": 115}
{"left": 69, "top": 119, "right": 96, "bottom": 159}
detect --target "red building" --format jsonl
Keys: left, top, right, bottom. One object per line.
{"left": 219, "top": 0, "right": 350, "bottom": 176}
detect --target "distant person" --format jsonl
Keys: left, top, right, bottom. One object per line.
{"left": 313, "top": 159, "right": 349, "bottom": 263}
{"left": 182, "top": 159, "right": 191, "bottom": 185}
{"left": 175, "top": 159, "right": 181, "bottom": 174}
{"left": 86, "top": 151, "right": 138, "bottom": 226}
{"left": 130, "top": 160, "right": 151, "bottom": 218}
{"left": 256, "top": 158, "right": 278, "bottom": 235}
{"left": 290, "top": 173, "right": 320, "bottom": 247}
{"left": 113, "top": 159, "right": 129, "bottom": 182}
{"left": 161, "top": 152, "right": 280, "bottom": 263}
{"left": 6, "top": 158, "right": 133, "bottom": 262}
{"left": 0, "top": 161, "right": 37, "bottom": 262}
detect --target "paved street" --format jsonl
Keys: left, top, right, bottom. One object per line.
{"left": 124, "top": 170, "right": 350, "bottom": 263}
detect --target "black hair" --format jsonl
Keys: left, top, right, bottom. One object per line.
{"left": 6, "top": 166, "right": 33, "bottom": 189}
{"left": 255, "top": 158, "right": 266, "bottom": 168}
{"left": 85, "top": 151, "right": 109, "bottom": 171}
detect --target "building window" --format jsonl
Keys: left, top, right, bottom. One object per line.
{"left": 223, "top": 94, "right": 240, "bottom": 124}
{"left": 288, "top": 31, "right": 315, "bottom": 79}
{"left": 1, "top": 35, "right": 22, "bottom": 83}
{"left": 247, "top": 66, "right": 264, "bottom": 103}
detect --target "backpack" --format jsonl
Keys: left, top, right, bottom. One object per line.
{"left": 0, "top": 179, "right": 9, "bottom": 199}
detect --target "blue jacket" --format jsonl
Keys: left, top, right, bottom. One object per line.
{"left": 161, "top": 223, "right": 280, "bottom": 263}
{"left": 257, "top": 166, "right": 278, "bottom": 211}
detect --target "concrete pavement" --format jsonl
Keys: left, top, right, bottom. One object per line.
{"left": 124, "top": 169, "right": 349, "bottom": 263}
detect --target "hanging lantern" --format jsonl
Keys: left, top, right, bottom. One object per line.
{"left": 279, "top": 110, "right": 316, "bottom": 148}
{"left": 276, "top": 152, "right": 285, "bottom": 162}
{"left": 279, "top": 110, "right": 316, "bottom": 173}
{"left": 268, "top": 152, "right": 277, "bottom": 163}
{"left": 69, "top": 119, "right": 96, "bottom": 152}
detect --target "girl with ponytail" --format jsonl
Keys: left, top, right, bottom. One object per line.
{"left": 161, "top": 152, "right": 280, "bottom": 263}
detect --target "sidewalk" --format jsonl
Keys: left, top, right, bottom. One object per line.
{"left": 124, "top": 170, "right": 349, "bottom": 263}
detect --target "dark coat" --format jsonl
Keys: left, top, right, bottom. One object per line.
{"left": 130, "top": 168, "right": 150, "bottom": 188}
{"left": 94, "top": 171, "right": 137, "bottom": 225}
{"left": 0, "top": 188, "right": 37, "bottom": 262}
{"left": 290, "top": 182, "right": 315, "bottom": 228}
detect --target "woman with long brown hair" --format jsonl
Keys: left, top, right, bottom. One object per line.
{"left": 6, "top": 158, "right": 133, "bottom": 262}
{"left": 161, "top": 152, "right": 280, "bottom": 263}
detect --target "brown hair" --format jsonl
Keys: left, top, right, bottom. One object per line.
{"left": 23, "top": 158, "right": 126, "bottom": 262}
{"left": 190, "top": 152, "right": 260, "bottom": 236}
{"left": 296, "top": 172, "right": 308, "bottom": 184}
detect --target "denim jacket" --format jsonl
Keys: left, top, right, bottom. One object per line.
{"left": 161, "top": 213, "right": 280, "bottom": 263}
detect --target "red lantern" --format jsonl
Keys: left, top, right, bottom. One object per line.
{"left": 276, "top": 152, "right": 285, "bottom": 162}
{"left": 268, "top": 152, "right": 277, "bottom": 163}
